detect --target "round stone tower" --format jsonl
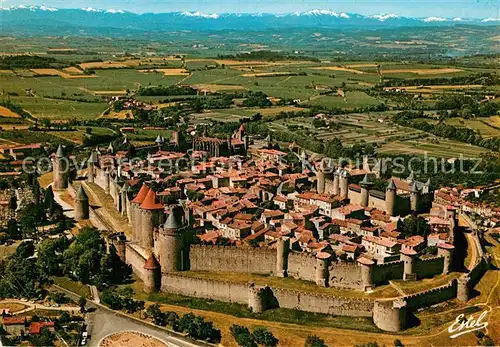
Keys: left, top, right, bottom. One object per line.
{"left": 373, "top": 299, "right": 407, "bottom": 332}
{"left": 410, "top": 181, "right": 420, "bottom": 212}
{"left": 53, "top": 144, "right": 69, "bottom": 190}
{"left": 143, "top": 253, "right": 161, "bottom": 293}
{"left": 315, "top": 254, "right": 330, "bottom": 287}
{"left": 120, "top": 181, "right": 129, "bottom": 216}
{"left": 158, "top": 208, "right": 184, "bottom": 273}
{"left": 358, "top": 257, "right": 375, "bottom": 291}
{"left": 333, "top": 168, "right": 340, "bottom": 195}
{"left": 385, "top": 179, "right": 397, "bottom": 216}
{"left": 248, "top": 283, "right": 266, "bottom": 313}
{"left": 139, "top": 189, "right": 164, "bottom": 251}
{"left": 359, "top": 174, "right": 374, "bottom": 208}
{"left": 103, "top": 170, "right": 110, "bottom": 194}
{"left": 339, "top": 169, "right": 350, "bottom": 199}
{"left": 74, "top": 185, "right": 89, "bottom": 221}
{"left": 438, "top": 243, "right": 455, "bottom": 274}
{"left": 87, "top": 151, "right": 98, "bottom": 184}
{"left": 400, "top": 248, "right": 417, "bottom": 281}
{"left": 316, "top": 168, "right": 326, "bottom": 194}
{"left": 457, "top": 275, "right": 470, "bottom": 302}
{"left": 130, "top": 184, "right": 150, "bottom": 244}
{"left": 276, "top": 238, "right": 289, "bottom": 277}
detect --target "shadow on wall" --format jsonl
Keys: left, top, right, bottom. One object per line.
{"left": 261, "top": 286, "right": 279, "bottom": 310}
{"left": 453, "top": 226, "right": 470, "bottom": 272}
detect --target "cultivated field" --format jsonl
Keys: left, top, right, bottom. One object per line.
{"left": 31, "top": 68, "right": 96, "bottom": 79}
{"left": 0, "top": 106, "right": 21, "bottom": 118}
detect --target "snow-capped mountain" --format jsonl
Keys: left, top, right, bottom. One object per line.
{"left": 0, "top": 6, "right": 497, "bottom": 36}
{"left": 369, "top": 14, "right": 399, "bottom": 22}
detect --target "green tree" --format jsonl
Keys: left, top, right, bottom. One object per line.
{"left": 230, "top": 325, "right": 257, "bottom": 347}
{"left": 36, "top": 238, "right": 64, "bottom": 276}
{"left": 401, "top": 215, "right": 430, "bottom": 237}
{"left": 79, "top": 296, "right": 87, "bottom": 313}
{"left": 252, "top": 327, "right": 278, "bottom": 347}
{"left": 6, "top": 219, "right": 19, "bottom": 239}
{"left": 305, "top": 335, "right": 327, "bottom": 347}
{"left": 28, "top": 327, "right": 55, "bottom": 347}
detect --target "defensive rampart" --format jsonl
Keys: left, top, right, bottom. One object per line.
{"left": 189, "top": 244, "right": 276, "bottom": 274}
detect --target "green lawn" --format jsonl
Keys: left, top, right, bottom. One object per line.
{"left": 8, "top": 96, "right": 108, "bottom": 120}
{"left": 53, "top": 276, "right": 91, "bottom": 298}
{"left": 305, "top": 91, "right": 381, "bottom": 109}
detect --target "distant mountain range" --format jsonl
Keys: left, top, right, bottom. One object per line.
{"left": 1, "top": 5, "right": 498, "bottom": 36}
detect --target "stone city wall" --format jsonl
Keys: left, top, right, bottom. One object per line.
{"left": 161, "top": 273, "right": 374, "bottom": 317}
{"left": 189, "top": 244, "right": 276, "bottom": 275}
{"left": 367, "top": 195, "right": 387, "bottom": 212}
{"left": 287, "top": 252, "right": 317, "bottom": 282}
{"left": 467, "top": 256, "right": 488, "bottom": 289}
{"left": 272, "top": 288, "right": 373, "bottom": 316}
{"left": 404, "top": 279, "right": 457, "bottom": 310}
{"left": 125, "top": 243, "right": 148, "bottom": 282}
{"left": 93, "top": 167, "right": 107, "bottom": 191}
{"left": 328, "top": 262, "right": 363, "bottom": 289}
{"left": 415, "top": 256, "right": 444, "bottom": 279}
{"left": 372, "top": 260, "right": 404, "bottom": 284}
{"left": 162, "top": 273, "right": 249, "bottom": 304}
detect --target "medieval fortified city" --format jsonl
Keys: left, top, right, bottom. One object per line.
{"left": 0, "top": 1, "right": 499, "bottom": 347}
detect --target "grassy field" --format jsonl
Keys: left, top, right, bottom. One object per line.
{"left": 445, "top": 117, "right": 500, "bottom": 138}
{"left": 0, "top": 302, "right": 28, "bottom": 314}
{"left": 0, "top": 241, "right": 21, "bottom": 260}
{"left": 53, "top": 276, "right": 91, "bottom": 298}
{"left": 305, "top": 91, "right": 381, "bottom": 109}
{"left": 377, "top": 137, "right": 489, "bottom": 158}
{"left": 8, "top": 96, "right": 108, "bottom": 120}
{"left": 47, "top": 126, "right": 115, "bottom": 144}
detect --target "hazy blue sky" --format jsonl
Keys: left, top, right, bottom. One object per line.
{"left": 2, "top": 0, "right": 498, "bottom": 18}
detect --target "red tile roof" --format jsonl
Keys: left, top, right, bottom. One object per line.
{"left": 3, "top": 317, "right": 25, "bottom": 325}
{"left": 29, "top": 321, "right": 54, "bottom": 334}
{"left": 140, "top": 190, "right": 164, "bottom": 210}
{"left": 131, "top": 184, "right": 150, "bottom": 204}
{"left": 144, "top": 253, "right": 160, "bottom": 270}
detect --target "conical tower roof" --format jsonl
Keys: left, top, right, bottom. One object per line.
{"left": 360, "top": 174, "right": 373, "bottom": 186}
{"left": 55, "top": 144, "right": 64, "bottom": 158}
{"left": 131, "top": 184, "right": 150, "bottom": 204}
{"left": 155, "top": 135, "right": 164, "bottom": 144}
{"left": 120, "top": 180, "right": 129, "bottom": 193}
{"left": 387, "top": 178, "right": 396, "bottom": 190}
{"left": 410, "top": 181, "right": 420, "bottom": 193}
{"left": 140, "top": 190, "right": 164, "bottom": 210}
{"left": 164, "top": 209, "right": 183, "bottom": 231}
{"left": 87, "top": 151, "right": 98, "bottom": 164}
{"left": 144, "top": 253, "right": 160, "bottom": 270}
{"left": 76, "top": 185, "right": 88, "bottom": 201}
{"left": 407, "top": 171, "right": 415, "bottom": 181}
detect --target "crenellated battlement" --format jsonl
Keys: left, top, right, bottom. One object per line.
{"left": 375, "top": 260, "right": 404, "bottom": 268}
{"left": 417, "top": 255, "right": 443, "bottom": 263}
{"left": 404, "top": 279, "right": 456, "bottom": 300}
